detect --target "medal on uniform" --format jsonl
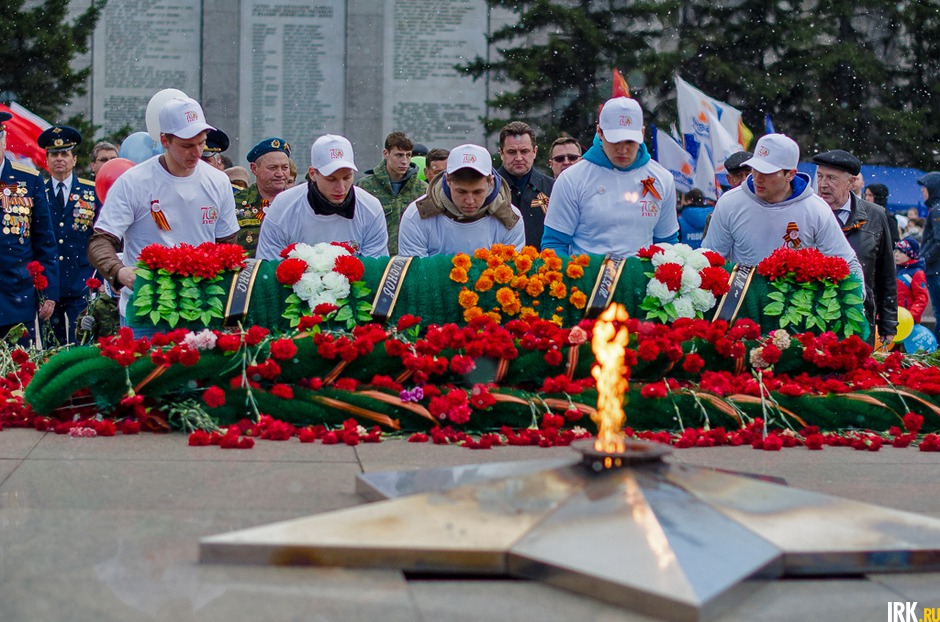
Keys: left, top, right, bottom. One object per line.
{"left": 150, "top": 199, "right": 171, "bottom": 231}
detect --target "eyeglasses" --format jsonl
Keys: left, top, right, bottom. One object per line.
{"left": 551, "top": 154, "right": 581, "bottom": 163}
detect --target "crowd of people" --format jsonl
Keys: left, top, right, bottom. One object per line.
{"left": 1, "top": 93, "right": 937, "bottom": 351}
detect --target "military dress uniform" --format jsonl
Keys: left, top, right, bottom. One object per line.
{"left": 236, "top": 137, "right": 292, "bottom": 257}
{"left": 0, "top": 115, "right": 60, "bottom": 345}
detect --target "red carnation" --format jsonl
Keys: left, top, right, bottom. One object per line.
{"left": 270, "top": 338, "right": 298, "bottom": 360}
{"left": 11, "top": 348, "right": 29, "bottom": 365}
{"left": 699, "top": 266, "right": 731, "bottom": 296}
{"left": 275, "top": 258, "right": 308, "bottom": 285}
{"left": 203, "top": 386, "right": 227, "bottom": 408}
{"left": 26, "top": 260, "right": 44, "bottom": 277}
{"left": 637, "top": 245, "right": 663, "bottom": 260}
{"left": 333, "top": 254, "right": 364, "bottom": 283}
{"left": 86, "top": 277, "right": 102, "bottom": 289}
{"left": 270, "top": 384, "right": 294, "bottom": 399}
{"left": 279, "top": 243, "right": 298, "bottom": 259}
{"left": 654, "top": 262, "right": 684, "bottom": 292}
{"left": 32, "top": 274, "right": 48, "bottom": 291}
{"left": 641, "top": 382, "right": 668, "bottom": 399}
{"left": 702, "top": 250, "right": 726, "bottom": 267}
{"left": 216, "top": 333, "right": 242, "bottom": 352}
{"left": 188, "top": 430, "right": 212, "bottom": 446}
{"left": 761, "top": 343, "right": 782, "bottom": 365}
{"left": 682, "top": 353, "right": 705, "bottom": 374}
{"left": 903, "top": 412, "right": 924, "bottom": 433}
{"left": 297, "top": 314, "right": 323, "bottom": 331}
{"left": 244, "top": 325, "right": 270, "bottom": 346}
{"left": 314, "top": 302, "right": 338, "bottom": 316}
{"left": 396, "top": 314, "right": 421, "bottom": 331}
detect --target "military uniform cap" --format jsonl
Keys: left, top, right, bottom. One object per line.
{"left": 724, "top": 151, "right": 752, "bottom": 174}
{"left": 812, "top": 149, "right": 861, "bottom": 176}
{"left": 203, "top": 128, "right": 230, "bottom": 155}
{"left": 38, "top": 125, "right": 83, "bottom": 152}
{"left": 247, "top": 137, "right": 291, "bottom": 163}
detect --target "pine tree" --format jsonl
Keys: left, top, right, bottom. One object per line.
{"left": 459, "top": 0, "right": 675, "bottom": 149}
{"left": 0, "top": 0, "right": 106, "bottom": 120}
{"left": 897, "top": 1, "right": 940, "bottom": 168}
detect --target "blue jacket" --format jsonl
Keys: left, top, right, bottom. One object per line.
{"left": 678, "top": 205, "right": 713, "bottom": 249}
{"left": 45, "top": 175, "right": 99, "bottom": 299}
{"left": 0, "top": 159, "right": 60, "bottom": 324}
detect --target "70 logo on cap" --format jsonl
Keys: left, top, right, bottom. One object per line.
{"left": 619, "top": 115, "right": 633, "bottom": 126}
{"left": 185, "top": 111, "right": 199, "bottom": 122}
{"left": 330, "top": 148, "right": 344, "bottom": 159}
{"left": 757, "top": 146, "right": 770, "bottom": 157}
{"left": 463, "top": 154, "right": 477, "bottom": 163}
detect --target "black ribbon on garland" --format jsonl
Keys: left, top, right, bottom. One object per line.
{"left": 585, "top": 254, "right": 626, "bottom": 318}
{"left": 224, "top": 259, "right": 261, "bottom": 326}
{"left": 371, "top": 255, "right": 413, "bottom": 324}
{"left": 713, "top": 264, "right": 754, "bottom": 324}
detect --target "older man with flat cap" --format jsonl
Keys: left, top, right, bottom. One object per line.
{"left": 813, "top": 148, "right": 897, "bottom": 344}
{"left": 235, "top": 137, "right": 293, "bottom": 256}
{"left": 723, "top": 151, "right": 752, "bottom": 190}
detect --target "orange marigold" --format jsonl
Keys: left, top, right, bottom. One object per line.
{"left": 495, "top": 286, "right": 516, "bottom": 305}
{"left": 452, "top": 254, "right": 472, "bottom": 270}
{"left": 475, "top": 274, "right": 494, "bottom": 292}
{"left": 493, "top": 264, "right": 514, "bottom": 283}
{"left": 565, "top": 263, "right": 585, "bottom": 279}
{"left": 526, "top": 277, "right": 545, "bottom": 297}
{"left": 485, "top": 310, "right": 502, "bottom": 324}
{"left": 543, "top": 255, "right": 563, "bottom": 271}
{"left": 458, "top": 288, "right": 479, "bottom": 309}
{"left": 519, "top": 306, "right": 538, "bottom": 320}
{"left": 521, "top": 246, "right": 539, "bottom": 260}
{"left": 474, "top": 247, "right": 491, "bottom": 260}
{"left": 543, "top": 270, "right": 563, "bottom": 283}
{"left": 450, "top": 267, "right": 469, "bottom": 283}
{"left": 510, "top": 274, "right": 529, "bottom": 289}
{"left": 551, "top": 314, "right": 563, "bottom": 326}
{"left": 569, "top": 290, "right": 588, "bottom": 309}
{"left": 571, "top": 254, "right": 591, "bottom": 267}
{"left": 550, "top": 281, "right": 567, "bottom": 298}
{"left": 514, "top": 255, "right": 533, "bottom": 272}
{"left": 463, "top": 306, "right": 484, "bottom": 323}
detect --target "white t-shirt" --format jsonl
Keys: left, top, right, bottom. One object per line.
{"left": 544, "top": 158, "right": 678, "bottom": 256}
{"left": 397, "top": 200, "right": 526, "bottom": 257}
{"left": 255, "top": 184, "right": 389, "bottom": 259}
{"left": 95, "top": 157, "right": 239, "bottom": 313}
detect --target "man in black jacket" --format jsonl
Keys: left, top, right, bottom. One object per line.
{"left": 496, "top": 121, "right": 554, "bottom": 249}
{"left": 813, "top": 149, "right": 897, "bottom": 345}
{"left": 916, "top": 171, "right": 940, "bottom": 342}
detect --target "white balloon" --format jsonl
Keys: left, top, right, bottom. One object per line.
{"left": 145, "top": 88, "right": 188, "bottom": 141}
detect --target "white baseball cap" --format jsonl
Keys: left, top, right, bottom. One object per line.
{"left": 311, "top": 134, "right": 358, "bottom": 176}
{"left": 158, "top": 97, "right": 215, "bottom": 139}
{"left": 598, "top": 97, "right": 644, "bottom": 143}
{"left": 446, "top": 144, "right": 492, "bottom": 176}
{"left": 743, "top": 134, "right": 800, "bottom": 174}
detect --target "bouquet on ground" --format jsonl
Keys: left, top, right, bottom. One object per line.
{"left": 637, "top": 243, "right": 730, "bottom": 322}
{"left": 276, "top": 242, "right": 372, "bottom": 328}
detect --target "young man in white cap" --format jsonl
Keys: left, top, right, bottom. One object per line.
{"left": 397, "top": 144, "right": 524, "bottom": 257}
{"left": 255, "top": 134, "right": 388, "bottom": 259}
{"left": 701, "top": 133, "right": 863, "bottom": 281}
{"left": 88, "top": 97, "right": 240, "bottom": 332}
{"left": 542, "top": 97, "right": 678, "bottom": 257}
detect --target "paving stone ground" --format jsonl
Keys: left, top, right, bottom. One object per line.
{"left": 1, "top": 429, "right": 938, "bottom": 621}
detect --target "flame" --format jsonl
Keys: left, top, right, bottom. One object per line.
{"left": 590, "top": 303, "right": 629, "bottom": 454}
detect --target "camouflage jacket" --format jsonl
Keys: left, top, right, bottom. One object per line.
{"left": 355, "top": 161, "right": 427, "bottom": 255}
{"left": 233, "top": 183, "right": 270, "bottom": 258}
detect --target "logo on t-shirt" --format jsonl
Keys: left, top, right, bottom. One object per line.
{"left": 640, "top": 200, "right": 659, "bottom": 217}
{"left": 201, "top": 206, "right": 219, "bottom": 225}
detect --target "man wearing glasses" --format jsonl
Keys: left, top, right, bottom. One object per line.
{"left": 90, "top": 142, "right": 119, "bottom": 178}
{"left": 496, "top": 121, "right": 554, "bottom": 250}
{"left": 548, "top": 136, "right": 582, "bottom": 178}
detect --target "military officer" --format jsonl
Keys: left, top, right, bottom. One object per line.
{"left": 0, "top": 112, "right": 59, "bottom": 347}
{"left": 38, "top": 125, "right": 98, "bottom": 345}
{"left": 235, "top": 137, "right": 292, "bottom": 256}
{"left": 201, "top": 128, "right": 229, "bottom": 172}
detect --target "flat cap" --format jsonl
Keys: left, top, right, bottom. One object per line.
{"left": 38, "top": 125, "right": 83, "bottom": 152}
{"left": 724, "top": 151, "right": 752, "bottom": 173}
{"left": 812, "top": 149, "right": 861, "bottom": 176}
{"left": 247, "top": 137, "right": 292, "bottom": 163}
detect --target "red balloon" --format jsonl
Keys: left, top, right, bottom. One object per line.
{"left": 95, "top": 158, "right": 136, "bottom": 204}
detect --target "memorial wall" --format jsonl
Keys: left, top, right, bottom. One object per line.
{"left": 90, "top": 0, "right": 490, "bottom": 170}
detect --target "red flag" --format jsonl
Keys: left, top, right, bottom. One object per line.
{"left": 0, "top": 102, "right": 51, "bottom": 171}
{"left": 612, "top": 69, "right": 631, "bottom": 98}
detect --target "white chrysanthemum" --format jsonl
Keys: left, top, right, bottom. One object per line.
{"left": 321, "top": 270, "right": 351, "bottom": 299}
{"left": 771, "top": 329, "right": 792, "bottom": 350}
{"left": 305, "top": 293, "right": 335, "bottom": 311}
{"left": 680, "top": 267, "right": 702, "bottom": 292}
{"left": 293, "top": 272, "right": 325, "bottom": 302}
{"left": 183, "top": 328, "right": 217, "bottom": 351}
{"left": 652, "top": 248, "right": 683, "bottom": 267}
{"left": 647, "top": 278, "right": 676, "bottom": 303}
{"left": 673, "top": 295, "right": 696, "bottom": 318}
{"left": 670, "top": 243, "right": 694, "bottom": 259}
{"left": 689, "top": 288, "right": 716, "bottom": 312}
{"left": 683, "top": 250, "right": 710, "bottom": 271}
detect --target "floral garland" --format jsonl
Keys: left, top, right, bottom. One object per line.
{"left": 637, "top": 243, "right": 730, "bottom": 322}
{"left": 275, "top": 242, "right": 371, "bottom": 328}
{"left": 133, "top": 243, "right": 247, "bottom": 328}
{"left": 757, "top": 247, "right": 865, "bottom": 336}
{"left": 450, "top": 244, "right": 591, "bottom": 325}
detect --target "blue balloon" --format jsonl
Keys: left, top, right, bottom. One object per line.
{"left": 119, "top": 131, "right": 163, "bottom": 164}
{"left": 904, "top": 324, "right": 938, "bottom": 354}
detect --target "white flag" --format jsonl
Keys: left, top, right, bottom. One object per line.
{"left": 675, "top": 76, "right": 745, "bottom": 152}
{"left": 693, "top": 144, "right": 719, "bottom": 201}
{"left": 707, "top": 111, "right": 739, "bottom": 174}
{"left": 655, "top": 128, "right": 695, "bottom": 193}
